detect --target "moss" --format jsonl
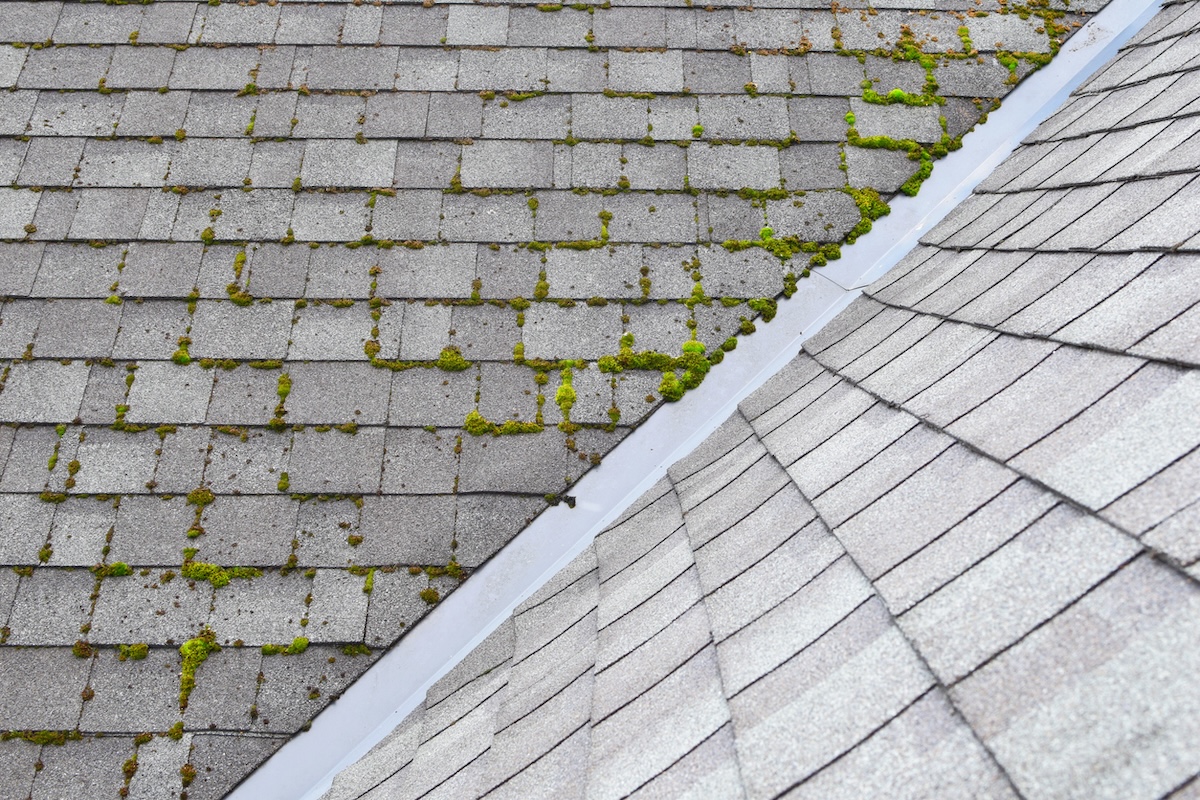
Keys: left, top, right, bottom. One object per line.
{"left": 277, "top": 472, "right": 290, "bottom": 492}
{"left": 747, "top": 297, "right": 778, "bottom": 323}
{"left": 419, "top": 586, "right": 440, "bottom": 605}
{"left": 1, "top": 730, "right": 82, "bottom": 746}
{"left": 342, "top": 643, "right": 371, "bottom": 656}
{"left": 117, "top": 643, "right": 149, "bottom": 662}
{"left": 71, "top": 640, "right": 94, "bottom": 659}
{"left": 436, "top": 346, "right": 471, "bottom": 372}
{"left": 178, "top": 629, "right": 219, "bottom": 710}
{"left": 186, "top": 488, "right": 214, "bottom": 507}
{"left": 166, "top": 722, "right": 184, "bottom": 741}
{"left": 659, "top": 371, "right": 684, "bottom": 402}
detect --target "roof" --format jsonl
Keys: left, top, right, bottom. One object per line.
{"left": 322, "top": 1, "right": 1200, "bottom": 796}
{"left": 0, "top": 0, "right": 1185, "bottom": 796}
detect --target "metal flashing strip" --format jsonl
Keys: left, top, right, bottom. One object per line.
{"left": 230, "top": 0, "right": 1165, "bottom": 794}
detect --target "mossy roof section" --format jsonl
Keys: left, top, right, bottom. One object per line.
{"left": 0, "top": 0, "right": 1105, "bottom": 796}
{"left": 323, "top": 1, "right": 1200, "bottom": 797}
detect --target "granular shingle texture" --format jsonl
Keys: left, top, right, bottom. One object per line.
{"left": 0, "top": 0, "right": 1109, "bottom": 794}
{"left": 324, "top": 2, "right": 1200, "bottom": 797}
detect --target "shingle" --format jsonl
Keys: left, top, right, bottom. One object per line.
{"left": 626, "top": 723, "right": 742, "bottom": 800}
{"left": 1040, "top": 173, "right": 1192, "bottom": 251}
{"left": 587, "top": 645, "right": 729, "bottom": 800}
{"left": 951, "top": 556, "right": 1200, "bottom": 800}
{"left": 487, "top": 671, "right": 591, "bottom": 791}
{"left": 599, "top": 526, "right": 695, "bottom": 628}
{"left": 1015, "top": 367, "right": 1200, "bottom": 511}
{"left": 874, "top": 478, "right": 1056, "bottom": 615}
{"left": 899, "top": 504, "right": 1140, "bottom": 683}
{"left": 595, "top": 566, "right": 702, "bottom": 671}
{"left": 30, "top": 736, "right": 131, "bottom": 800}
{"left": 423, "top": 663, "right": 509, "bottom": 743}
{"left": 951, "top": 251, "right": 1092, "bottom": 328}
{"left": 947, "top": 346, "right": 1144, "bottom": 461}
{"left": 737, "top": 353, "right": 827, "bottom": 423}
{"left": 731, "top": 599, "right": 933, "bottom": 800}
{"left": 681, "top": 454, "right": 791, "bottom": 548}
{"left": 690, "top": 481, "right": 815, "bottom": 592}
{"left": 79, "top": 649, "right": 180, "bottom": 731}
{"left": 716, "top": 555, "right": 873, "bottom": 694}
{"left": 184, "top": 735, "right": 285, "bottom": 800}
{"left": 480, "top": 726, "right": 589, "bottom": 800}
{"left": 904, "top": 334, "right": 1058, "bottom": 427}
{"left": 1132, "top": 299, "right": 1200, "bottom": 365}
{"left": 839, "top": 444, "right": 1017, "bottom": 579}
{"left": 499, "top": 610, "right": 595, "bottom": 729}
{"left": 761, "top": 378, "right": 876, "bottom": 466}
{"left": 90, "top": 573, "right": 211, "bottom": 645}
{"left": 788, "top": 689, "right": 1017, "bottom": 800}
{"left": 812, "top": 422, "right": 954, "bottom": 529}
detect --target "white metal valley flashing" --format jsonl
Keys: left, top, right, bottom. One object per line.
{"left": 231, "top": 1, "right": 1166, "bottom": 794}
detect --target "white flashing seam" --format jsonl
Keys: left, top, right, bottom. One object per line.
{"left": 232, "top": 0, "right": 1164, "bottom": 795}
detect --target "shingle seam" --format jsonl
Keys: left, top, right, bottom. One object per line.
{"left": 476, "top": 720, "right": 591, "bottom": 800}
{"left": 775, "top": 446, "right": 1032, "bottom": 800}
{"left": 595, "top": 565, "right": 694, "bottom": 636}
{"left": 711, "top": 549, "right": 853, "bottom": 648}
{"left": 806, "top": 427, "right": 955, "bottom": 517}
{"left": 509, "top": 604, "right": 598, "bottom": 672}
{"left": 1101, "top": 442, "right": 1200, "bottom": 534}
{"left": 412, "top": 746, "right": 494, "bottom": 800}
{"left": 1138, "top": 500, "right": 1200, "bottom": 568}
{"left": 621, "top": 721, "right": 746, "bottom": 800}
{"left": 598, "top": 522, "right": 688, "bottom": 587}
{"left": 592, "top": 596, "right": 704, "bottom": 680}
{"left": 686, "top": 462, "right": 816, "bottom": 544}
{"left": 491, "top": 659, "right": 593, "bottom": 737}
{"left": 734, "top": 361, "right": 829, "bottom": 429}
{"left": 1071, "top": 54, "right": 1198, "bottom": 95}
{"left": 861, "top": 288, "right": 1198, "bottom": 373}
{"left": 770, "top": 688, "right": 973, "bottom": 800}
{"left": 590, "top": 643, "right": 725, "bottom": 739}
{"left": 417, "top": 679, "right": 509, "bottom": 747}
{"left": 875, "top": 500, "right": 1061, "bottom": 610}
{"left": 935, "top": 551, "right": 1145, "bottom": 691}
{"left": 589, "top": 635, "right": 713, "bottom": 730}
{"left": 506, "top": 562, "right": 598, "bottom": 618}
{"left": 1128, "top": 297, "right": 1200, "bottom": 355}
{"left": 748, "top": 372, "right": 846, "bottom": 439}
{"left": 971, "top": 169, "right": 1200, "bottom": 200}
{"left": 814, "top": 357, "right": 1200, "bottom": 587}
{"left": 421, "top": 662, "right": 513, "bottom": 728}
{"left": 771, "top": 401, "right": 896, "bottom": 473}
{"left": 690, "top": 491, "right": 815, "bottom": 586}
{"left": 726, "top": 593, "right": 874, "bottom": 704}
{"left": 678, "top": 450, "right": 773, "bottom": 515}
{"left": 669, "top": 428, "right": 761, "bottom": 489}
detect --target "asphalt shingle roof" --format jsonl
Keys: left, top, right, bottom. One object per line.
{"left": 322, "top": 1, "right": 1200, "bottom": 796}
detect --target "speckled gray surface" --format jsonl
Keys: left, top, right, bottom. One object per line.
{"left": 324, "top": 1, "right": 1200, "bottom": 797}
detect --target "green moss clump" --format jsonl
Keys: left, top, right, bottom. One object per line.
{"left": 342, "top": 643, "right": 371, "bottom": 656}
{"left": 71, "top": 640, "right": 94, "bottom": 659}
{"left": 436, "top": 346, "right": 471, "bottom": 372}
{"left": 419, "top": 587, "right": 440, "bottom": 605}
{"left": 659, "top": 371, "right": 684, "bottom": 402}
{"left": 178, "top": 630, "right": 219, "bottom": 711}
{"left": 186, "top": 488, "right": 215, "bottom": 507}
{"left": 118, "top": 643, "right": 149, "bottom": 661}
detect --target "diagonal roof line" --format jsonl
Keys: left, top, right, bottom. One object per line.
{"left": 229, "top": 0, "right": 1167, "bottom": 795}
